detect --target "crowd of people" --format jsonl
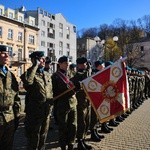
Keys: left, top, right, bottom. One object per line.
{"left": 0, "top": 45, "right": 150, "bottom": 150}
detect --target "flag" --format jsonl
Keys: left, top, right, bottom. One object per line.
{"left": 82, "top": 59, "right": 130, "bottom": 123}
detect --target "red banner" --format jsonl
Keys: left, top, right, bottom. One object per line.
{"left": 82, "top": 59, "right": 130, "bottom": 123}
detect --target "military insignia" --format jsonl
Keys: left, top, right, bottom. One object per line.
{"left": 112, "top": 67, "right": 121, "bottom": 78}
{"left": 100, "top": 104, "right": 109, "bottom": 115}
{"left": 101, "top": 81, "right": 119, "bottom": 103}
{"left": 88, "top": 80, "right": 97, "bottom": 91}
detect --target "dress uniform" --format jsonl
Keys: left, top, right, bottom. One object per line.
{"left": 0, "top": 45, "right": 21, "bottom": 150}
{"left": 20, "top": 51, "right": 53, "bottom": 150}
{"left": 51, "top": 56, "right": 77, "bottom": 150}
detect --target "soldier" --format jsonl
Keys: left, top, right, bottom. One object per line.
{"left": 0, "top": 45, "right": 21, "bottom": 149}
{"left": 20, "top": 51, "right": 53, "bottom": 150}
{"left": 67, "top": 63, "right": 76, "bottom": 78}
{"left": 51, "top": 56, "right": 77, "bottom": 150}
{"left": 90, "top": 60, "right": 106, "bottom": 141}
{"left": 44, "top": 56, "right": 52, "bottom": 73}
{"left": 71, "top": 57, "right": 92, "bottom": 150}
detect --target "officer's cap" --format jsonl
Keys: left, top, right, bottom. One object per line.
{"left": 105, "top": 61, "right": 113, "bottom": 67}
{"left": 29, "top": 51, "right": 44, "bottom": 59}
{"left": 58, "top": 56, "right": 68, "bottom": 63}
{"left": 76, "top": 57, "right": 87, "bottom": 64}
{"left": 45, "top": 56, "right": 51, "bottom": 64}
{"left": 0, "top": 45, "right": 9, "bottom": 52}
{"left": 94, "top": 60, "right": 104, "bottom": 68}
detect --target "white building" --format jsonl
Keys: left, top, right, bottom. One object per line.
{"left": 22, "top": 7, "right": 77, "bottom": 66}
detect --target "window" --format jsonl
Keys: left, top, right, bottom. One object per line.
{"left": 59, "top": 41, "right": 63, "bottom": 55}
{"left": 44, "top": 11, "right": 47, "bottom": 16}
{"left": 41, "top": 41, "right": 45, "bottom": 47}
{"left": 19, "top": 16, "right": 23, "bottom": 22}
{"left": 18, "top": 32, "right": 23, "bottom": 41}
{"left": 8, "top": 29, "right": 13, "bottom": 39}
{"left": 18, "top": 49, "right": 22, "bottom": 61}
{"left": 0, "top": 27, "right": 2, "bottom": 37}
{"left": 41, "top": 31, "right": 45, "bottom": 37}
{"left": 67, "top": 43, "right": 70, "bottom": 50}
{"left": 41, "top": 20, "right": 45, "bottom": 26}
{"left": 59, "top": 23, "right": 63, "bottom": 29}
{"left": 29, "top": 35, "right": 35, "bottom": 44}
{"left": 73, "top": 26, "right": 76, "bottom": 33}
{"left": 66, "top": 34, "right": 70, "bottom": 39}
{"left": 9, "top": 12, "right": 13, "bottom": 19}
{"left": 0, "top": 8, "right": 3, "bottom": 15}
{"left": 40, "top": 9, "right": 43, "bottom": 14}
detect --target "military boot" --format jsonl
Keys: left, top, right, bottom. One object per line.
{"left": 77, "top": 139, "right": 87, "bottom": 150}
{"left": 101, "top": 123, "right": 111, "bottom": 133}
{"left": 90, "top": 129, "right": 101, "bottom": 142}
{"left": 83, "top": 140, "right": 92, "bottom": 150}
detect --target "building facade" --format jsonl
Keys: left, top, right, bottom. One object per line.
{"left": 0, "top": 4, "right": 39, "bottom": 80}
{"left": 23, "top": 7, "right": 77, "bottom": 71}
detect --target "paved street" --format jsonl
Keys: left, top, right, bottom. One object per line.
{"left": 13, "top": 98, "right": 150, "bottom": 150}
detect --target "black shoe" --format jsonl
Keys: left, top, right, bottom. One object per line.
{"left": 121, "top": 113, "right": 128, "bottom": 118}
{"left": 78, "top": 139, "right": 88, "bottom": 150}
{"left": 90, "top": 129, "right": 101, "bottom": 142}
{"left": 83, "top": 140, "right": 92, "bottom": 150}
{"left": 101, "top": 123, "right": 111, "bottom": 133}
{"left": 107, "top": 126, "right": 113, "bottom": 131}
{"left": 116, "top": 116, "right": 123, "bottom": 122}
{"left": 96, "top": 130, "right": 105, "bottom": 139}
{"left": 109, "top": 120, "right": 119, "bottom": 127}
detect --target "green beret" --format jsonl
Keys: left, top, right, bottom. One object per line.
{"left": 94, "top": 60, "right": 104, "bottom": 68}
{"left": 105, "top": 61, "right": 113, "bottom": 67}
{"left": 58, "top": 56, "right": 68, "bottom": 63}
{"left": 69, "top": 63, "right": 76, "bottom": 69}
{"left": 29, "top": 51, "right": 44, "bottom": 59}
{"left": 0, "top": 45, "right": 9, "bottom": 52}
{"left": 76, "top": 57, "right": 87, "bottom": 64}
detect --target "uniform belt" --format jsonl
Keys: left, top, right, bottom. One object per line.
{"left": 0, "top": 105, "right": 12, "bottom": 111}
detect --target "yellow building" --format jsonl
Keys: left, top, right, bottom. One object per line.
{"left": 0, "top": 4, "right": 39, "bottom": 81}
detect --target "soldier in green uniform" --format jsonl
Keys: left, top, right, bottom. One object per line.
{"left": 51, "top": 56, "right": 77, "bottom": 150}
{"left": 0, "top": 45, "right": 21, "bottom": 150}
{"left": 20, "top": 51, "right": 53, "bottom": 150}
{"left": 71, "top": 57, "right": 92, "bottom": 150}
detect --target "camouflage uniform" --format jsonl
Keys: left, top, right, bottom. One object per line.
{"left": 51, "top": 69, "right": 77, "bottom": 149}
{"left": 0, "top": 67, "right": 21, "bottom": 150}
{"left": 20, "top": 55, "right": 53, "bottom": 150}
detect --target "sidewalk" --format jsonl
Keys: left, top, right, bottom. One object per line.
{"left": 13, "top": 98, "right": 150, "bottom": 150}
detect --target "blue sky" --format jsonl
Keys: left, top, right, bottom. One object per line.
{"left": 1, "top": 0, "right": 150, "bottom": 31}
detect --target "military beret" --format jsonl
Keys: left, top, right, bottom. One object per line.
{"left": 69, "top": 63, "right": 76, "bottom": 69}
{"left": 105, "top": 61, "right": 114, "bottom": 67}
{"left": 29, "top": 51, "right": 44, "bottom": 59}
{"left": 0, "top": 45, "right": 9, "bottom": 52}
{"left": 76, "top": 57, "right": 87, "bottom": 64}
{"left": 58, "top": 56, "right": 68, "bottom": 63}
{"left": 94, "top": 60, "right": 104, "bottom": 68}
{"left": 45, "top": 56, "right": 51, "bottom": 64}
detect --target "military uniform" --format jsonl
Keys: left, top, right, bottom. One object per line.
{"left": 20, "top": 51, "right": 53, "bottom": 150}
{"left": 51, "top": 56, "right": 77, "bottom": 150}
{"left": 71, "top": 57, "right": 92, "bottom": 150}
{"left": 0, "top": 45, "right": 21, "bottom": 150}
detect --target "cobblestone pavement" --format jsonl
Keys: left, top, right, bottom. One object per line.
{"left": 13, "top": 98, "right": 150, "bottom": 150}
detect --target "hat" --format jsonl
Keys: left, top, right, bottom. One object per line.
{"left": 105, "top": 61, "right": 113, "bottom": 67}
{"left": 69, "top": 63, "right": 76, "bottom": 69}
{"left": 29, "top": 51, "right": 44, "bottom": 59}
{"left": 0, "top": 45, "right": 9, "bottom": 52}
{"left": 45, "top": 56, "right": 51, "bottom": 64}
{"left": 94, "top": 60, "right": 104, "bottom": 68}
{"left": 76, "top": 57, "right": 87, "bottom": 64}
{"left": 58, "top": 56, "right": 68, "bottom": 63}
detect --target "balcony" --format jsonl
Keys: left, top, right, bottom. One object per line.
{"left": 10, "top": 57, "right": 26, "bottom": 66}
